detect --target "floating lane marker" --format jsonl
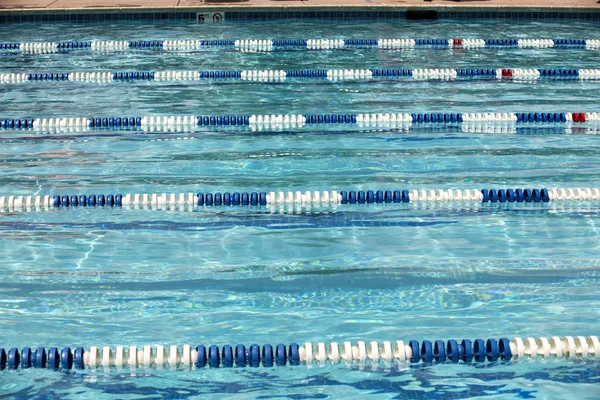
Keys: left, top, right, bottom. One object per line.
{"left": 1, "top": 39, "right": 600, "bottom": 54}
{"left": 2, "top": 68, "right": 600, "bottom": 85}
{"left": 1, "top": 111, "right": 600, "bottom": 133}
{"left": 0, "top": 336, "right": 597, "bottom": 370}
{"left": 1, "top": 187, "right": 600, "bottom": 212}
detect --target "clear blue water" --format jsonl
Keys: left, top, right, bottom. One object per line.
{"left": 0, "top": 19, "right": 599, "bottom": 399}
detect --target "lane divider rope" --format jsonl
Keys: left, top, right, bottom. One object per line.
{"left": 1, "top": 187, "right": 600, "bottom": 212}
{"left": 1, "top": 111, "right": 599, "bottom": 132}
{"left": 1, "top": 39, "right": 599, "bottom": 53}
{"left": 0, "top": 336, "right": 597, "bottom": 370}
{"left": 2, "top": 68, "right": 600, "bottom": 84}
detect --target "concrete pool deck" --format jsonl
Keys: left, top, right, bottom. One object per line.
{"left": 0, "top": 0, "right": 598, "bottom": 12}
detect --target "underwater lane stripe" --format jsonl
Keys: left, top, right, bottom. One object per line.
{"left": 1, "top": 336, "right": 598, "bottom": 370}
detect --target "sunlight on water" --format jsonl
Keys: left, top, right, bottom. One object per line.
{"left": 0, "top": 17, "right": 599, "bottom": 399}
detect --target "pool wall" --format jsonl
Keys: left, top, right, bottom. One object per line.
{"left": 1, "top": 7, "right": 600, "bottom": 24}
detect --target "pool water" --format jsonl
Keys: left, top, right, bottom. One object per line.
{"left": 0, "top": 18, "right": 599, "bottom": 399}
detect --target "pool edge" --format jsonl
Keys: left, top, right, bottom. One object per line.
{"left": 1, "top": 5, "right": 600, "bottom": 14}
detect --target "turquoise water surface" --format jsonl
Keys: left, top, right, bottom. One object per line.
{"left": 0, "top": 18, "right": 599, "bottom": 399}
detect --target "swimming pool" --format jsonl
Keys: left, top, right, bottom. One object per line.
{"left": 0, "top": 14, "right": 599, "bottom": 398}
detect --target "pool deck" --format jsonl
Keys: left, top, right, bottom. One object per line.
{"left": 0, "top": 0, "right": 598, "bottom": 12}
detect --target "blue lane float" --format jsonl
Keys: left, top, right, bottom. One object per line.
{"left": 0, "top": 110, "right": 598, "bottom": 132}
{"left": 3, "top": 38, "right": 600, "bottom": 54}
{"left": 1, "top": 187, "right": 599, "bottom": 211}
{"left": 3, "top": 67, "right": 600, "bottom": 84}
{"left": 0, "top": 336, "right": 597, "bottom": 370}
